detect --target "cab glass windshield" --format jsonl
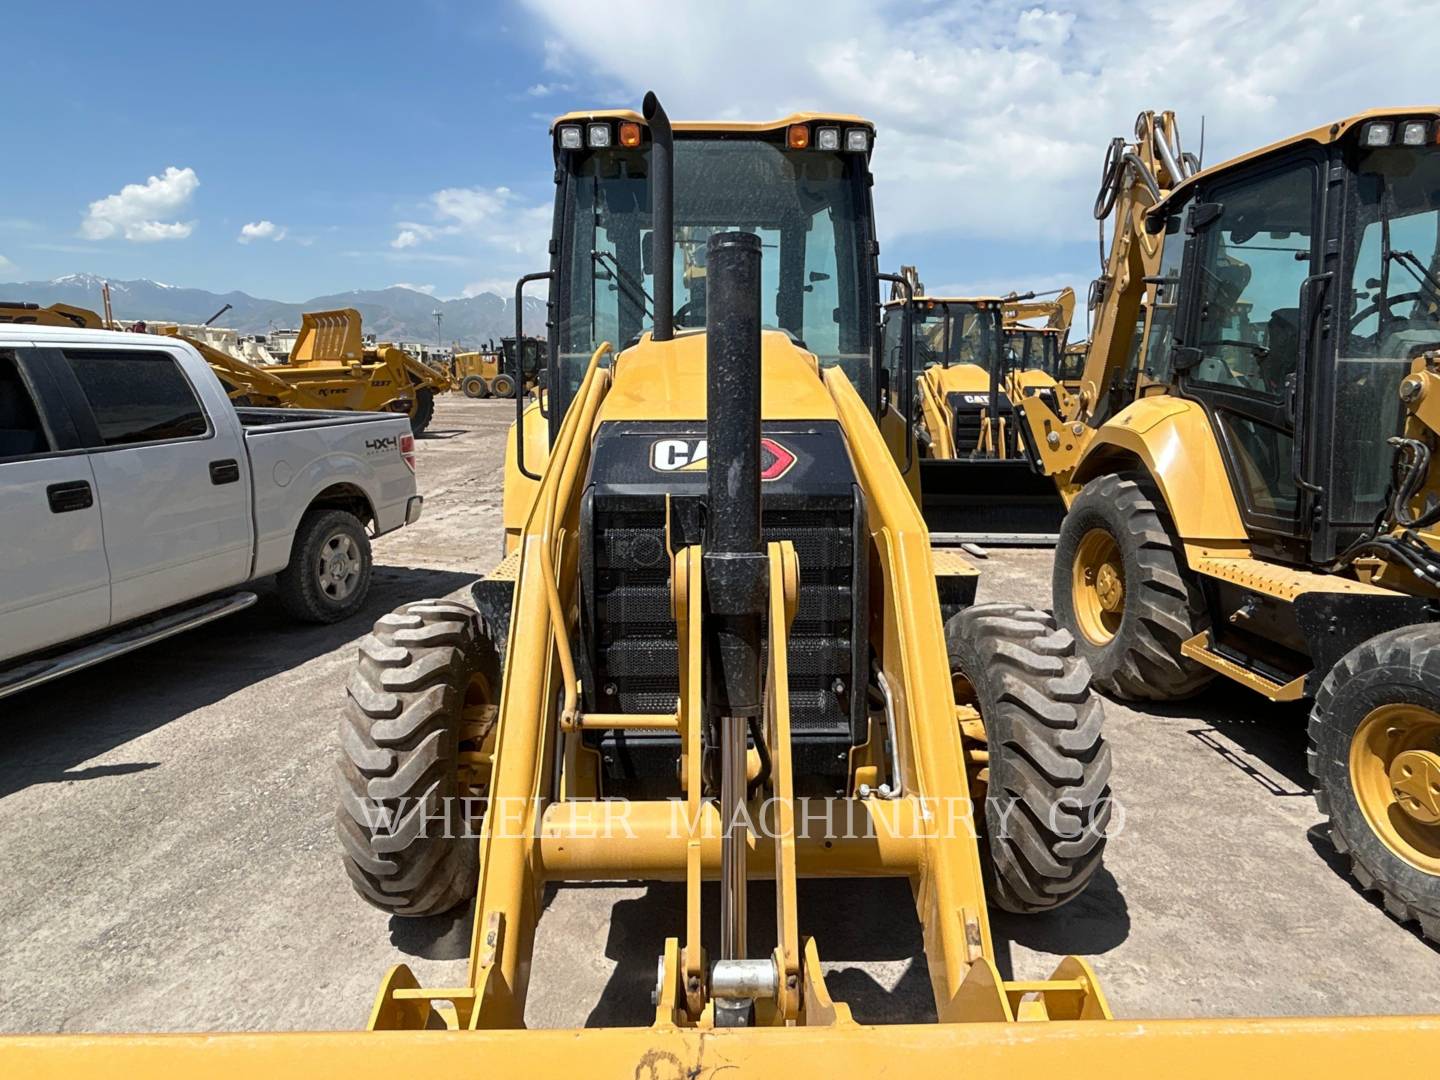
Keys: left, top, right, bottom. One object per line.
{"left": 557, "top": 135, "right": 876, "bottom": 402}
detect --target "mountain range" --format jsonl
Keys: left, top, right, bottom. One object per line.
{"left": 0, "top": 274, "right": 545, "bottom": 347}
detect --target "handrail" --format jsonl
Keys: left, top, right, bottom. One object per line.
{"left": 531, "top": 342, "right": 612, "bottom": 727}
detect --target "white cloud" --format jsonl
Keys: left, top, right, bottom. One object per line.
{"left": 82, "top": 166, "right": 198, "bottom": 242}
{"left": 517, "top": 0, "right": 1437, "bottom": 262}
{"left": 527, "top": 81, "right": 570, "bottom": 97}
{"left": 462, "top": 278, "right": 518, "bottom": 299}
{"left": 391, "top": 282, "right": 437, "bottom": 295}
{"left": 0, "top": 254, "right": 12, "bottom": 271}
{"left": 238, "top": 219, "right": 287, "bottom": 243}
{"left": 1016, "top": 7, "right": 1075, "bottom": 46}
{"left": 388, "top": 186, "right": 551, "bottom": 271}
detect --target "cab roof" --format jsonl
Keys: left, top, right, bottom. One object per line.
{"left": 1158, "top": 105, "right": 1440, "bottom": 213}
{"left": 550, "top": 110, "right": 874, "bottom": 134}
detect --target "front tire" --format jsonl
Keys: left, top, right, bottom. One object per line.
{"left": 337, "top": 600, "right": 500, "bottom": 917}
{"left": 1053, "top": 473, "right": 1213, "bottom": 701}
{"left": 1309, "top": 625, "right": 1440, "bottom": 944}
{"left": 277, "top": 508, "right": 372, "bottom": 623}
{"left": 946, "top": 603, "right": 1112, "bottom": 913}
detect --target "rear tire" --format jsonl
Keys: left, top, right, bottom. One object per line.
{"left": 337, "top": 600, "right": 501, "bottom": 917}
{"left": 1309, "top": 625, "right": 1440, "bottom": 944}
{"left": 409, "top": 387, "right": 436, "bottom": 435}
{"left": 946, "top": 603, "right": 1111, "bottom": 913}
{"left": 276, "top": 508, "right": 372, "bottom": 624}
{"left": 1052, "top": 473, "right": 1213, "bottom": 701}
{"left": 490, "top": 373, "right": 516, "bottom": 399}
{"left": 461, "top": 375, "right": 487, "bottom": 399}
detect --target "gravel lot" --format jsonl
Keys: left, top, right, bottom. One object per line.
{"left": 1, "top": 394, "right": 1435, "bottom": 1033}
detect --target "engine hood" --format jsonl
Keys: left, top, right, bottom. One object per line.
{"left": 595, "top": 328, "right": 841, "bottom": 424}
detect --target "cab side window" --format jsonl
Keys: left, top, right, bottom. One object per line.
{"left": 65, "top": 349, "right": 208, "bottom": 447}
{"left": 0, "top": 350, "right": 51, "bottom": 460}
{"left": 1191, "top": 165, "right": 1314, "bottom": 400}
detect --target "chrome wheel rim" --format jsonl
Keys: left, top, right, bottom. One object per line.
{"left": 318, "top": 532, "right": 362, "bottom": 602}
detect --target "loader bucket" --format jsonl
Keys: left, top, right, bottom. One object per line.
{"left": 919, "top": 457, "right": 1065, "bottom": 543}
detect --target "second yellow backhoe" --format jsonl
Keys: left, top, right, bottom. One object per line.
{"left": 1020, "top": 106, "right": 1440, "bottom": 942}
{"left": 881, "top": 287, "right": 1074, "bottom": 541}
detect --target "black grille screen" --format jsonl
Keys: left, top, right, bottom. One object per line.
{"left": 591, "top": 503, "right": 854, "bottom": 734}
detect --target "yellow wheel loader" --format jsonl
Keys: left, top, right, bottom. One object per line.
{"left": 1019, "top": 106, "right": 1440, "bottom": 942}
{"left": 881, "top": 291, "right": 1067, "bottom": 541}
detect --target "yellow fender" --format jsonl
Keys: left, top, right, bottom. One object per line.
{"left": 1073, "top": 396, "right": 1247, "bottom": 543}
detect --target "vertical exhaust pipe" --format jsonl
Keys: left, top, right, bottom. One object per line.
{"left": 703, "top": 230, "right": 767, "bottom": 1026}
{"left": 643, "top": 92, "right": 674, "bottom": 342}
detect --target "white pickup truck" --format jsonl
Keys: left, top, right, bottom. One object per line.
{"left": 0, "top": 324, "right": 424, "bottom": 698}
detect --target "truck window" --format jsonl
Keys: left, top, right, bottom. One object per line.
{"left": 65, "top": 349, "right": 208, "bottom": 447}
{"left": 0, "top": 350, "right": 51, "bottom": 459}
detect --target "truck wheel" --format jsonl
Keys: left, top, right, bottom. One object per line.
{"left": 946, "top": 603, "right": 1111, "bottom": 913}
{"left": 409, "top": 388, "right": 436, "bottom": 435}
{"left": 490, "top": 374, "right": 516, "bottom": 399}
{"left": 1309, "top": 624, "right": 1440, "bottom": 944}
{"left": 337, "top": 600, "right": 500, "bottom": 916}
{"left": 1053, "top": 473, "right": 1213, "bottom": 701}
{"left": 277, "top": 508, "right": 372, "bottom": 624}
{"left": 461, "top": 375, "right": 488, "bottom": 399}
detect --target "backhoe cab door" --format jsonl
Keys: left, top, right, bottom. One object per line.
{"left": 1170, "top": 151, "right": 1325, "bottom": 543}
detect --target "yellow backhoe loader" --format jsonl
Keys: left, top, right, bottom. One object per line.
{"left": 4, "top": 97, "right": 1439, "bottom": 1075}
{"left": 166, "top": 308, "right": 453, "bottom": 434}
{"left": 1020, "top": 107, "right": 1440, "bottom": 942}
{"left": 881, "top": 289, "right": 1069, "bottom": 541}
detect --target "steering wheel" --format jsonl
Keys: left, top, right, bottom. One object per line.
{"left": 673, "top": 300, "right": 701, "bottom": 327}
{"left": 1350, "top": 290, "right": 1424, "bottom": 331}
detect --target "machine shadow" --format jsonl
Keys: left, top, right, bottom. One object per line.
{"left": 989, "top": 865, "right": 1131, "bottom": 979}
{"left": 581, "top": 877, "right": 938, "bottom": 1028}
{"left": 0, "top": 564, "right": 474, "bottom": 802}
{"left": 1166, "top": 680, "right": 1313, "bottom": 797}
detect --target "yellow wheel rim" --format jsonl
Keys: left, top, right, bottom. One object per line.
{"left": 1349, "top": 703, "right": 1440, "bottom": 875}
{"left": 1072, "top": 528, "right": 1125, "bottom": 646}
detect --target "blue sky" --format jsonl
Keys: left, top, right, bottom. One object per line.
{"left": 2, "top": 0, "right": 1434, "bottom": 307}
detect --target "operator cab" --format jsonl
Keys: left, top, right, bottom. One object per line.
{"left": 544, "top": 111, "right": 881, "bottom": 430}
{"left": 1140, "top": 109, "right": 1440, "bottom": 562}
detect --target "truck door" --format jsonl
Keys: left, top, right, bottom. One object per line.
{"left": 0, "top": 347, "right": 109, "bottom": 663}
{"left": 1174, "top": 153, "right": 1323, "bottom": 542}
{"left": 57, "top": 344, "right": 252, "bottom": 623}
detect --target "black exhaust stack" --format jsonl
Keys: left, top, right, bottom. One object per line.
{"left": 703, "top": 230, "right": 766, "bottom": 720}
{"left": 642, "top": 91, "right": 674, "bottom": 343}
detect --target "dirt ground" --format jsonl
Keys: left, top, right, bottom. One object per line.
{"left": 1, "top": 394, "right": 1436, "bottom": 1034}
